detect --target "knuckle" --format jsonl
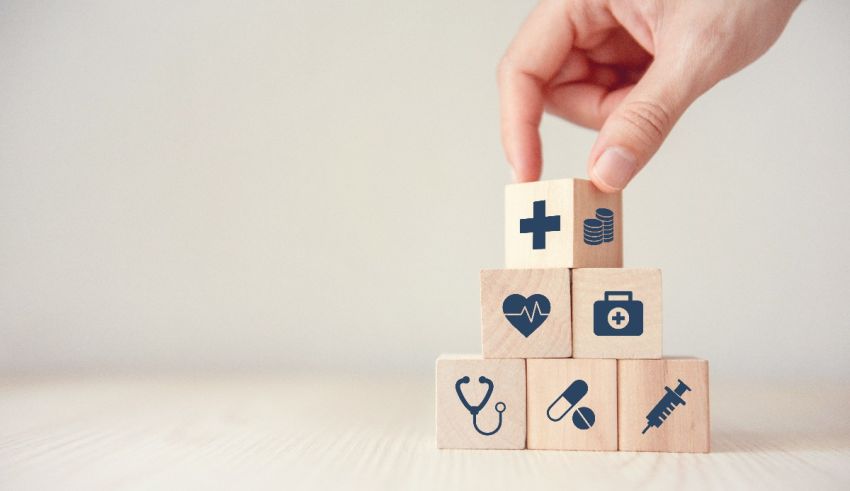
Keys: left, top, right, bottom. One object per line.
{"left": 496, "top": 56, "right": 546, "bottom": 89}
{"left": 615, "top": 100, "right": 672, "bottom": 147}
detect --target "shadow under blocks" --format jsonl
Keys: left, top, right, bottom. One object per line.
{"left": 436, "top": 178, "right": 709, "bottom": 452}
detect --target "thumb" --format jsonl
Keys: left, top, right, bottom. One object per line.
{"left": 588, "top": 61, "right": 700, "bottom": 192}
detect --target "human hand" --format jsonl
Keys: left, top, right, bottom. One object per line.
{"left": 498, "top": 0, "right": 800, "bottom": 191}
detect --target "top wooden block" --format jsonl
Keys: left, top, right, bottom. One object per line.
{"left": 505, "top": 179, "right": 623, "bottom": 269}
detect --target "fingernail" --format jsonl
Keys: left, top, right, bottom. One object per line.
{"left": 509, "top": 166, "right": 518, "bottom": 182}
{"left": 592, "top": 147, "right": 638, "bottom": 190}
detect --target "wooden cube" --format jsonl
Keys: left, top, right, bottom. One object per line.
{"left": 571, "top": 268, "right": 662, "bottom": 359}
{"left": 505, "top": 178, "right": 622, "bottom": 269}
{"left": 480, "top": 268, "right": 571, "bottom": 359}
{"left": 435, "top": 355, "right": 526, "bottom": 449}
{"left": 526, "top": 358, "right": 617, "bottom": 451}
{"left": 618, "top": 358, "right": 710, "bottom": 453}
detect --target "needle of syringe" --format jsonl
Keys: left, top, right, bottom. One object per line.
{"left": 641, "top": 424, "right": 651, "bottom": 434}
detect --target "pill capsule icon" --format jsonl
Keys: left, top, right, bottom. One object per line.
{"left": 546, "top": 379, "right": 588, "bottom": 422}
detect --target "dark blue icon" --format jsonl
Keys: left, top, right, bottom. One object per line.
{"left": 642, "top": 379, "right": 691, "bottom": 434}
{"left": 593, "top": 291, "right": 643, "bottom": 337}
{"left": 547, "top": 379, "right": 596, "bottom": 430}
{"left": 455, "top": 375, "right": 506, "bottom": 436}
{"left": 572, "top": 407, "right": 596, "bottom": 430}
{"left": 502, "top": 293, "right": 550, "bottom": 338}
{"left": 584, "top": 208, "right": 614, "bottom": 245}
{"left": 520, "top": 200, "right": 560, "bottom": 250}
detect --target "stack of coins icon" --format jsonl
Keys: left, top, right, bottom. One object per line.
{"left": 582, "top": 208, "right": 615, "bottom": 245}
{"left": 596, "top": 208, "right": 615, "bottom": 243}
{"left": 583, "top": 218, "right": 605, "bottom": 245}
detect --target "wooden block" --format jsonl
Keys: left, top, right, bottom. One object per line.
{"left": 526, "top": 358, "right": 618, "bottom": 451}
{"left": 618, "top": 358, "right": 710, "bottom": 453}
{"left": 480, "top": 268, "right": 571, "bottom": 359}
{"left": 572, "top": 268, "right": 662, "bottom": 359}
{"left": 505, "top": 178, "right": 622, "bottom": 269}
{"left": 435, "top": 355, "right": 526, "bottom": 449}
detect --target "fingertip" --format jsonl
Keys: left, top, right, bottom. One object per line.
{"left": 513, "top": 164, "right": 541, "bottom": 183}
{"left": 589, "top": 146, "right": 638, "bottom": 192}
{"left": 510, "top": 152, "right": 542, "bottom": 182}
{"left": 589, "top": 169, "right": 624, "bottom": 193}
{"left": 503, "top": 126, "right": 542, "bottom": 183}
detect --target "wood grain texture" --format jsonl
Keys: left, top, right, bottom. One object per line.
{"left": 1, "top": 374, "right": 849, "bottom": 490}
{"left": 572, "top": 268, "right": 663, "bottom": 359}
{"left": 527, "top": 358, "right": 617, "bottom": 451}
{"left": 619, "top": 358, "right": 710, "bottom": 453}
{"left": 505, "top": 178, "right": 622, "bottom": 269}
{"left": 436, "top": 355, "right": 526, "bottom": 449}
{"left": 480, "top": 268, "right": 571, "bottom": 359}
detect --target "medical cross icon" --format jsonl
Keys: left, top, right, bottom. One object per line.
{"left": 611, "top": 311, "right": 626, "bottom": 325}
{"left": 519, "top": 200, "right": 561, "bottom": 250}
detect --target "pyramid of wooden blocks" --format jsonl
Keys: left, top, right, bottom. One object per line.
{"left": 436, "top": 177, "right": 710, "bottom": 453}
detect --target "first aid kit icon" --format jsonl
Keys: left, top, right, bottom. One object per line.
{"left": 593, "top": 291, "right": 643, "bottom": 336}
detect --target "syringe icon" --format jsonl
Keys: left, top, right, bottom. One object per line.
{"left": 641, "top": 379, "right": 691, "bottom": 434}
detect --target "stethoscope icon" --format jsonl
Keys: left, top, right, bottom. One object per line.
{"left": 455, "top": 375, "right": 506, "bottom": 436}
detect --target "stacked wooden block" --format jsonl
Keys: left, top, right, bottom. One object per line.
{"left": 436, "top": 178, "right": 710, "bottom": 452}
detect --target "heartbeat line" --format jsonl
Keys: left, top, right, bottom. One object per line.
{"left": 505, "top": 302, "right": 549, "bottom": 322}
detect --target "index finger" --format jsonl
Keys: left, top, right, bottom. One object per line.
{"left": 498, "top": 1, "right": 575, "bottom": 182}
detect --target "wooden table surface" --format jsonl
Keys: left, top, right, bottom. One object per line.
{"left": 1, "top": 374, "right": 848, "bottom": 490}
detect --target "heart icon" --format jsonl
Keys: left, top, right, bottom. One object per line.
{"left": 502, "top": 294, "right": 551, "bottom": 338}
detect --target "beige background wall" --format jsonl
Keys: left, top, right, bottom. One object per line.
{"left": 1, "top": 1, "right": 848, "bottom": 379}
